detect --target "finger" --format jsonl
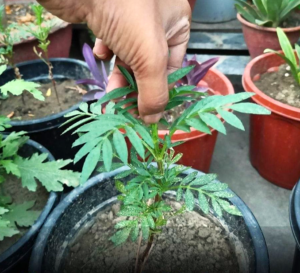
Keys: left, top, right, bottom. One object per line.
{"left": 134, "top": 42, "right": 169, "bottom": 124}
{"left": 93, "top": 38, "right": 114, "bottom": 61}
{"left": 106, "top": 57, "right": 132, "bottom": 94}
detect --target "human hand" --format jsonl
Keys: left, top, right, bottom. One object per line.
{"left": 37, "top": 0, "right": 191, "bottom": 123}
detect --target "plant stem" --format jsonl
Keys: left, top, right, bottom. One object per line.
{"left": 45, "top": 50, "right": 61, "bottom": 107}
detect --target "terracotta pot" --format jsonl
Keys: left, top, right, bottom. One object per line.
{"left": 237, "top": 13, "right": 300, "bottom": 59}
{"left": 1, "top": 1, "right": 72, "bottom": 63}
{"left": 243, "top": 52, "right": 300, "bottom": 189}
{"left": 159, "top": 68, "right": 235, "bottom": 173}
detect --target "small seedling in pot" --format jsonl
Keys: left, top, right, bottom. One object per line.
{"left": 0, "top": 5, "right": 31, "bottom": 105}
{"left": 26, "top": 4, "right": 60, "bottom": 107}
{"left": 64, "top": 64, "right": 271, "bottom": 272}
{"left": 235, "top": 0, "right": 300, "bottom": 27}
{"left": 0, "top": 65, "right": 80, "bottom": 240}
{"left": 265, "top": 27, "right": 300, "bottom": 86}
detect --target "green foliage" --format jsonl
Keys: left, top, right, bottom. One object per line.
{"left": 0, "top": 64, "right": 44, "bottom": 101}
{"left": 235, "top": 0, "right": 300, "bottom": 27}
{"left": 0, "top": 126, "right": 80, "bottom": 241}
{"left": 65, "top": 65, "right": 271, "bottom": 246}
{"left": 265, "top": 27, "right": 300, "bottom": 86}
{"left": 27, "top": 4, "right": 52, "bottom": 53}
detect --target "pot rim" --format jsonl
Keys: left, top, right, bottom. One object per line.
{"left": 290, "top": 181, "right": 300, "bottom": 249}
{"left": 0, "top": 138, "right": 58, "bottom": 270}
{"left": 2, "top": 58, "right": 89, "bottom": 128}
{"left": 29, "top": 164, "right": 269, "bottom": 273}
{"left": 237, "top": 13, "right": 300, "bottom": 33}
{"left": 243, "top": 51, "right": 300, "bottom": 121}
{"left": 159, "top": 67, "right": 235, "bottom": 142}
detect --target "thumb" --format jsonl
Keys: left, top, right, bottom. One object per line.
{"left": 133, "top": 43, "right": 169, "bottom": 124}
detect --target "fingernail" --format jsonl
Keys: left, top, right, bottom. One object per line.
{"left": 142, "top": 113, "right": 163, "bottom": 124}
{"left": 94, "top": 53, "right": 106, "bottom": 59}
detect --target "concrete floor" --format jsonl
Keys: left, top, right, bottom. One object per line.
{"left": 210, "top": 113, "right": 295, "bottom": 273}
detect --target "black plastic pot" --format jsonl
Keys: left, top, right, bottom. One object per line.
{"left": 0, "top": 58, "right": 92, "bottom": 171}
{"left": 0, "top": 138, "right": 59, "bottom": 273}
{"left": 290, "top": 180, "right": 300, "bottom": 272}
{"left": 29, "top": 166, "right": 270, "bottom": 273}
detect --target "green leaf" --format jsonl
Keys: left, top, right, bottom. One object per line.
{"left": 185, "top": 118, "right": 211, "bottom": 134}
{"left": 125, "top": 126, "right": 145, "bottom": 159}
{"left": 0, "top": 80, "right": 44, "bottom": 101}
{"left": 131, "top": 222, "right": 139, "bottom": 241}
{"left": 81, "top": 145, "right": 101, "bottom": 184}
{"left": 229, "top": 103, "right": 271, "bottom": 114}
{"left": 74, "top": 137, "right": 101, "bottom": 164}
{"left": 113, "top": 130, "right": 128, "bottom": 164}
{"left": 277, "top": 28, "right": 297, "bottom": 68}
{"left": 199, "top": 113, "right": 226, "bottom": 134}
{"left": 115, "top": 180, "right": 126, "bottom": 193}
{"left": 134, "top": 124, "right": 154, "bottom": 149}
{"left": 171, "top": 153, "right": 183, "bottom": 164}
{"left": 117, "top": 65, "right": 136, "bottom": 88}
{"left": 102, "top": 138, "right": 113, "bottom": 172}
{"left": 168, "top": 65, "right": 195, "bottom": 84}
{"left": 62, "top": 117, "right": 94, "bottom": 134}
{"left": 198, "top": 192, "right": 209, "bottom": 214}
{"left": 118, "top": 206, "right": 143, "bottom": 217}
{"left": 191, "top": 174, "right": 217, "bottom": 186}
{"left": 213, "top": 191, "right": 235, "bottom": 198}
{"left": 212, "top": 198, "right": 222, "bottom": 217}
{"left": 253, "top": 0, "right": 267, "bottom": 16}
{"left": 0, "top": 160, "right": 20, "bottom": 177}
{"left": 97, "top": 87, "right": 135, "bottom": 105}
{"left": 115, "top": 169, "right": 134, "bottom": 179}
{"left": 176, "top": 188, "right": 183, "bottom": 201}
{"left": 235, "top": 3, "right": 257, "bottom": 24}
{"left": 14, "top": 154, "right": 80, "bottom": 191}
{"left": 217, "top": 199, "right": 242, "bottom": 216}
{"left": 182, "top": 171, "right": 198, "bottom": 185}
{"left": 201, "top": 183, "right": 228, "bottom": 192}
{"left": 110, "top": 227, "right": 131, "bottom": 246}
{"left": 217, "top": 109, "right": 244, "bottom": 130}
{"left": 280, "top": 0, "right": 300, "bottom": 20}
{"left": 79, "top": 102, "right": 88, "bottom": 113}
{"left": 141, "top": 217, "right": 150, "bottom": 240}
{"left": 0, "top": 223, "right": 19, "bottom": 240}
{"left": 0, "top": 65, "right": 6, "bottom": 75}
{"left": 3, "top": 201, "right": 40, "bottom": 228}
{"left": 147, "top": 215, "right": 155, "bottom": 229}
{"left": 115, "top": 220, "right": 137, "bottom": 229}
{"left": 185, "top": 189, "right": 195, "bottom": 211}
{"left": 235, "top": 0, "right": 261, "bottom": 18}
{"left": 90, "top": 102, "right": 102, "bottom": 115}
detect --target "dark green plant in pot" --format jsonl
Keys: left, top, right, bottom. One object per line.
{"left": 0, "top": 64, "right": 80, "bottom": 240}
{"left": 265, "top": 27, "right": 300, "bottom": 85}
{"left": 235, "top": 0, "right": 300, "bottom": 27}
{"left": 64, "top": 65, "right": 271, "bottom": 272}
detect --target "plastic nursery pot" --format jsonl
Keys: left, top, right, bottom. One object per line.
{"left": 192, "top": 0, "right": 240, "bottom": 23}
{"left": 237, "top": 13, "right": 300, "bottom": 59}
{"left": 1, "top": 0, "right": 72, "bottom": 64}
{"left": 0, "top": 138, "right": 58, "bottom": 273}
{"left": 159, "top": 67, "right": 235, "bottom": 173}
{"left": 243, "top": 52, "right": 300, "bottom": 189}
{"left": 0, "top": 58, "right": 92, "bottom": 171}
{"left": 290, "top": 180, "right": 300, "bottom": 272}
{"left": 29, "top": 165, "right": 269, "bottom": 273}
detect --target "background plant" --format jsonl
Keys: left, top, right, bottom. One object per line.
{"left": 64, "top": 65, "right": 270, "bottom": 272}
{"left": 235, "top": 0, "right": 300, "bottom": 27}
{"left": 0, "top": 65, "right": 80, "bottom": 240}
{"left": 26, "top": 4, "right": 60, "bottom": 107}
{"left": 264, "top": 27, "right": 300, "bottom": 85}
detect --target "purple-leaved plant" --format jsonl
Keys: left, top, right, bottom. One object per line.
{"left": 77, "top": 43, "right": 108, "bottom": 101}
{"left": 180, "top": 55, "right": 219, "bottom": 92}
